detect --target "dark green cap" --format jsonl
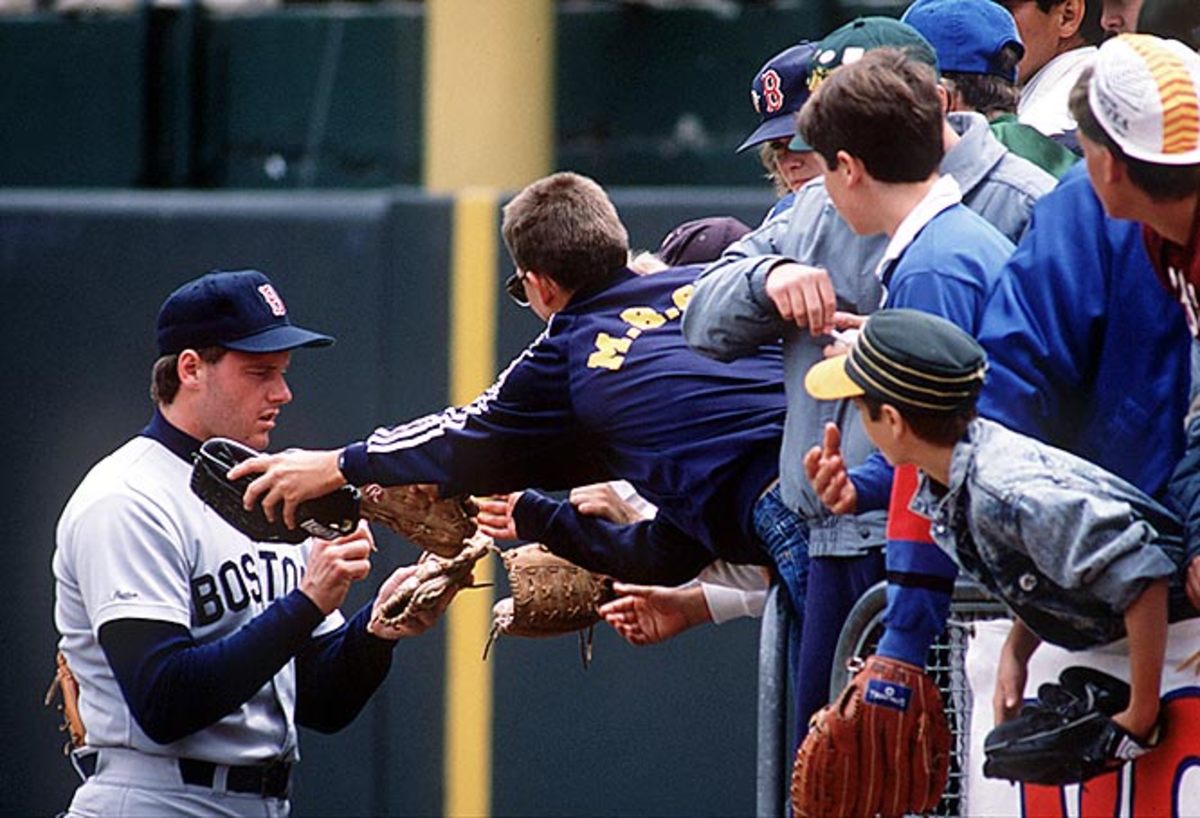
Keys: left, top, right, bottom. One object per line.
{"left": 805, "top": 309, "right": 987, "bottom": 413}
{"left": 789, "top": 17, "right": 940, "bottom": 151}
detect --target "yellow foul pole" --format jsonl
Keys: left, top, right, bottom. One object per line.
{"left": 424, "top": 2, "right": 553, "bottom": 816}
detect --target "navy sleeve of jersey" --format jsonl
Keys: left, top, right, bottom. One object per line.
{"left": 98, "top": 589, "right": 324, "bottom": 745}
{"left": 513, "top": 490, "right": 713, "bottom": 585}
{"left": 846, "top": 452, "right": 894, "bottom": 513}
{"left": 294, "top": 602, "right": 395, "bottom": 734}
{"left": 339, "top": 336, "right": 586, "bottom": 496}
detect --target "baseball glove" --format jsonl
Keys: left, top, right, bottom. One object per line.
{"left": 370, "top": 532, "right": 495, "bottom": 632}
{"left": 983, "top": 666, "right": 1160, "bottom": 785}
{"left": 483, "top": 543, "right": 615, "bottom": 668}
{"left": 791, "top": 655, "right": 950, "bottom": 818}
{"left": 44, "top": 650, "right": 86, "bottom": 753}
{"left": 359, "top": 483, "right": 478, "bottom": 558}
{"left": 191, "top": 437, "right": 360, "bottom": 544}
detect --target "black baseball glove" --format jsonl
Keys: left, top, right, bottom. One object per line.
{"left": 191, "top": 437, "right": 361, "bottom": 544}
{"left": 983, "top": 666, "right": 1160, "bottom": 785}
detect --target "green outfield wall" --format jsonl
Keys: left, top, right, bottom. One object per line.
{"left": 0, "top": 1, "right": 906, "bottom": 190}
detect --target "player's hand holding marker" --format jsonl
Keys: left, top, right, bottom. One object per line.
{"left": 300, "top": 524, "right": 375, "bottom": 615}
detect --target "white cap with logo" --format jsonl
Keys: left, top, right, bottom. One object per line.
{"left": 1089, "top": 33, "right": 1200, "bottom": 165}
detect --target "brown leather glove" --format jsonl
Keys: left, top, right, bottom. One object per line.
{"left": 792, "top": 655, "right": 951, "bottom": 818}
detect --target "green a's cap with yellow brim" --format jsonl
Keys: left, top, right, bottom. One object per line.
{"left": 804, "top": 309, "right": 988, "bottom": 413}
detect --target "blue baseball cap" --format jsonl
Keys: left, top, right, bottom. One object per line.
{"left": 156, "top": 269, "right": 334, "bottom": 356}
{"left": 901, "top": 0, "right": 1024, "bottom": 82}
{"left": 736, "top": 42, "right": 818, "bottom": 153}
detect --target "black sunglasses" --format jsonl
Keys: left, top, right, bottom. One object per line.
{"left": 505, "top": 271, "right": 530, "bottom": 307}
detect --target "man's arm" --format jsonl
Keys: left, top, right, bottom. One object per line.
{"left": 234, "top": 337, "right": 594, "bottom": 527}
{"left": 681, "top": 217, "right": 800, "bottom": 362}
{"left": 99, "top": 532, "right": 372, "bottom": 744}
{"left": 512, "top": 490, "right": 714, "bottom": 586}
{"left": 294, "top": 552, "right": 463, "bottom": 734}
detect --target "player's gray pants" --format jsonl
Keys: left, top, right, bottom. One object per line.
{"left": 64, "top": 747, "right": 290, "bottom": 818}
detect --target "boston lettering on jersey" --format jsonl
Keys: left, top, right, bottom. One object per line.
{"left": 191, "top": 549, "right": 305, "bottom": 626}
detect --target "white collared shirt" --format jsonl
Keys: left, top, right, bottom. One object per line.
{"left": 874, "top": 174, "right": 964, "bottom": 296}
{"left": 1018, "top": 46, "right": 1097, "bottom": 138}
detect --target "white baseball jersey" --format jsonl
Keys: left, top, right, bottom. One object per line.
{"left": 53, "top": 433, "right": 343, "bottom": 769}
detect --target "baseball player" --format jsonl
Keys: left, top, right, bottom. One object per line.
{"left": 52, "top": 269, "right": 455, "bottom": 817}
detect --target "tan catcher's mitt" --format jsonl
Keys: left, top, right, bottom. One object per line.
{"left": 484, "top": 543, "right": 615, "bottom": 668}
{"left": 792, "top": 655, "right": 951, "bottom": 818}
{"left": 359, "top": 483, "right": 478, "bottom": 558}
{"left": 369, "top": 532, "right": 494, "bottom": 632}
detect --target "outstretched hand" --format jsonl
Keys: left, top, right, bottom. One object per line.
{"left": 229, "top": 448, "right": 345, "bottom": 529}
{"left": 803, "top": 422, "right": 857, "bottom": 515}
{"left": 569, "top": 483, "right": 645, "bottom": 525}
{"left": 476, "top": 492, "right": 522, "bottom": 540}
{"left": 597, "top": 582, "right": 711, "bottom": 646}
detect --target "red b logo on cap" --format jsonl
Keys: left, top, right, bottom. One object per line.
{"left": 257, "top": 284, "right": 287, "bottom": 317}
{"left": 761, "top": 69, "right": 784, "bottom": 114}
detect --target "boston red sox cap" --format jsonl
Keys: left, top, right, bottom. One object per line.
{"left": 156, "top": 269, "right": 334, "bottom": 356}
{"left": 736, "top": 42, "right": 818, "bottom": 153}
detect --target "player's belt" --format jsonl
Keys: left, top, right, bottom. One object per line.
{"left": 179, "top": 757, "right": 291, "bottom": 798}
{"left": 74, "top": 749, "right": 291, "bottom": 798}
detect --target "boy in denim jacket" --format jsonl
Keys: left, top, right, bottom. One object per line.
{"left": 806, "top": 308, "right": 1195, "bottom": 748}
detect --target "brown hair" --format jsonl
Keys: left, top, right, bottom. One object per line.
{"left": 501, "top": 172, "right": 630, "bottom": 293}
{"left": 859, "top": 394, "right": 977, "bottom": 447}
{"left": 797, "top": 48, "right": 944, "bottom": 183}
{"left": 151, "top": 346, "right": 227, "bottom": 405}
{"left": 940, "top": 42, "right": 1022, "bottom": 119}
{"left": 1069, "top": 66, "right": 1200, "bottom": 201}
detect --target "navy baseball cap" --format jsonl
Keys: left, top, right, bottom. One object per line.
{"left": 156, "top": 269, "right": 334, "bottom": 356}
{"left": 790, "top": 18, "right": 939, "bottom": 150}
{"left": 736, "top": 42, "right": 818, "bottom": 153}
{"left": 901, "top": 0, "right": 1024, "bottom": 82}
{"left": 657, "top": 216, "right": 752, "bottom": 266}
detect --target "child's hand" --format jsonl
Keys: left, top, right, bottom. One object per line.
{"left": 804, "top": 422, "right": 857, "bottom": 514}
{"left": 476, "top": 492, "right": 521, "bottom": 540}
{"left": 993, "top": 649, "right": 1028, "bottom": 726}
{"left": 1112, "top": 704, "right": 1160, "bottom": 743}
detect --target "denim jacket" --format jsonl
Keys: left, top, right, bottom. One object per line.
{"left": 913, "top": 419, "right": 1185, "bottom": 650}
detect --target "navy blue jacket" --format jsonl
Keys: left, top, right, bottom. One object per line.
{"left": 340, "top": 267, "right": 787, "bottom": 584}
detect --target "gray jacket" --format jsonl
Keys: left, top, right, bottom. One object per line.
{"left": 682, "top": 113, "right": 1054, "bottom": 557}
{"left": 914, "top": 418, "right": 1183, "bottom": 650}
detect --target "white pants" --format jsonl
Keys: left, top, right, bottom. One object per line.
{"left": 65, "top": 747, "right": 290, "bottom": 818}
